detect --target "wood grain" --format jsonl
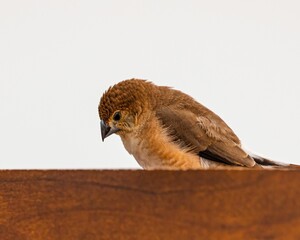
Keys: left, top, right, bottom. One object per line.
{"left": 0, "top": 170, "right": 299, "bottom": 240}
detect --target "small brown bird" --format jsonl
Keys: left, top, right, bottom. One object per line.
{"left": 99, "top": 79, "right": 295, "bottom": 170}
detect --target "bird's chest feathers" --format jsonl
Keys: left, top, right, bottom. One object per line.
{"left": 121, "top": 134, "right": 141, "bottom": 155}
{"left": 120, "top": 134, "right": 154, "bottom": 169}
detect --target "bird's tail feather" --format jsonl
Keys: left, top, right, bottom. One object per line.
{"left": 248, "top": 152, "right": 300, "bottom": 169}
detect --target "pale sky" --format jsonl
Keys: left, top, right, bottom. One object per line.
{"left": 0, "top": 0, "right": 299, "bottom": 169}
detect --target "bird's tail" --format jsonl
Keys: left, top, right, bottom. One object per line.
{"left": 248, "top": 152, "right": 300, "bottom": 169}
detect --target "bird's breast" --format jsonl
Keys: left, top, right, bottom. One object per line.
{"left": 121, "top": 134, "right": 140, "bottom": 155}
{"left": 120, "top": 134, "right": 160, "bottom": 169}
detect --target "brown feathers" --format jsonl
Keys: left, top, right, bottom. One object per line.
{"left": 99, "top": 79, "right": 154, "bottom": 123}
{"left": 99, "top": 78, "right": 294, "bottom": 169}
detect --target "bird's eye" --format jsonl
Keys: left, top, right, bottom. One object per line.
{"left": 113, "top": 111, "right": 121, "bottom": 121}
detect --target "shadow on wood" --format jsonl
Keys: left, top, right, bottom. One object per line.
{"left": 0, "top": 170, "right": 299, "bottom": 239}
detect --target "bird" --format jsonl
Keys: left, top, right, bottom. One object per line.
{"left": 98, "top": 78, "right": 297, "bottom": 170}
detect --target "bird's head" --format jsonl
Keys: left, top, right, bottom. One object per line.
{"left": 98, "top": 79, "right": 154, "bottom": 141}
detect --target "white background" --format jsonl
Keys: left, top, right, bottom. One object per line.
{"left": 0, "top": 0, "right": 299, "bottom": 169}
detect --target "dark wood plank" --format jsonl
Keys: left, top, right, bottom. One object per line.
{"left": 0, "top": 170, "right": 299, "bottom": 240}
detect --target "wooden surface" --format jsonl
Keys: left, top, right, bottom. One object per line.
{"left": 0, "top": 170, "right": 300, "bottom": 240}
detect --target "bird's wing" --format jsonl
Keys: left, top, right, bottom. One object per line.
{"left": 156, "top": 107, "right": 256, "bottom": 167}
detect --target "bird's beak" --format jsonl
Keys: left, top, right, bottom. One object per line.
{"left": 100, "top": 120, "right": 120, "bottom": 141}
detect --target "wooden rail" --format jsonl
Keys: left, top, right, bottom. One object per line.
{"left": 0, "top": 170, "right": 299, "bottom": 239}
